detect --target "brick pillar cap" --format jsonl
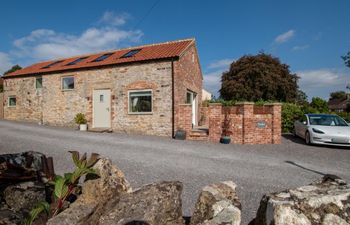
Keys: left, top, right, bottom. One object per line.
{"left": 264, "top": 102, "right": 282, "bottom": 106}
{"left": 209, "top": 103, "right": 222, "bottom": 106}
{"left": 235, "top": 102, "right": 254, "bottom": 105}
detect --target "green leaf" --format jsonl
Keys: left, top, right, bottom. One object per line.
{"left": 69, "top": 151, "right": 81, "bottom": 168}
{"left": 24, "top": 201, "right": 50, "bottom": 225}
{"left": 54, "top": 176, "right": 68, "bottom": 198}
{"left": 64, "top": 173, "right": 73, "bottom": 183}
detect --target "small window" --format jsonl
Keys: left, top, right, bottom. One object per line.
{"left": 62, "top": 76, "right": 74, "bottom": 90}
{"left": 92, "top": 53, "right": 113, "bottom": 62}
{"left": 42, "top": 60, "right": 64, "bottom": 69}
{"left": 100, "top": 94, "right": 104, "bottom": 102}
{"left": 8, "top": 96, "right": 16, "bottom": 107}
{"left": 129, "top": 90, "right": 152, "bottom": 113}
{"left": 66, "top": 57, "right": 88, "bottom": 66}
{"left": 36, "top": 77, "right": 43, "bottom": 89}
{"left": 121, "top": 49, "right": 141, "bottom": 58}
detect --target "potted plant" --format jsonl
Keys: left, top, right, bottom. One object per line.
{"left": 74, "top": 113, "right": 87, "bottom": 131}
{"left": 220, "top": 113, "right": 232, "bottom": 144}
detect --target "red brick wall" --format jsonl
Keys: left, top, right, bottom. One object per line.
{"left": 199, "top": 106, "right": 209, "bottom": 126}
{"left": 207, "top": 103, "right": 281, "bottom": 144}
{"left": 0, "top": 93, "right": 3, "bottom": 119}
{"left": 173, "top": 42, "right": 203, "bottom": 134}
{"left": 177, "top": 104, "right": 193, "bottom": 139}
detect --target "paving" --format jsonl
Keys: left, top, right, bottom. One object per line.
{"left": 0, "top": 120, "right": 349, "bottom": 224}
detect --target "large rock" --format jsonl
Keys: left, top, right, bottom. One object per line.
{"left": 47, "top": 157, "right": 131, "bottom": 225}
{"left": 254, "top": 175, "right": 350, "bottom": 225}
{"left": 190, "top": 181, "right": 241, "bottom": 225}
{"left": 3, "top": 181, "right": 46, "bottom": 212}
{"left": 98, "top": 181, "right": 184, "bottom": 225}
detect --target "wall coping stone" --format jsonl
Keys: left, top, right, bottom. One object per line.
{"left": 235, "top": 102, "right": 254, "bottom": 105}
{"left": 208, "top": 103, "right": 222, "bottom": 106}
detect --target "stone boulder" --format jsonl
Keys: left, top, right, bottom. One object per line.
{"left": 190, "top": 181, "right": 241, "bottom": 225}
{"left": 47, "top": 157, "right": 132, "bottom": 225}
{"left": 98, "top": 181, "right": 184, "bottom": 225}
{"left": 3, "top": 181, "right": 46, "bottom": 212}
{"left": 254, "top": 175, "right": 350, "bottom": 225}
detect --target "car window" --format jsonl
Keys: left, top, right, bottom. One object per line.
{"left": 299, "top": 115, "right": 307, "bottom": 124}
{"left": 309, "top": 115, "right": 349, "bottom": 126}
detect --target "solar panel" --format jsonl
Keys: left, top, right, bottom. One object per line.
{"left": 92, "top": 53, "right": 113, "bottom": 62}
{"left": 66, "top": 57, "right": 88, "bottom": 66}
{"left": 121, "top": 49, "right": 141, "bottom": 58}
{"left": 42, "top": 60, "right": 64, "bottom": 69}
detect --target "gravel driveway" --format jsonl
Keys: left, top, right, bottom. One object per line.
{"left": 0, "top": 120, "right": 349, "bottom": 224}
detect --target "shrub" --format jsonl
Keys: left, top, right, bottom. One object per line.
{"left": 74, "top": 113, "right": 87, "bottom": 125}
{"left": 281, "top": 103, "right": 304, "bottom": 133}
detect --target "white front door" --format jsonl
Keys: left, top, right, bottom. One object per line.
{"left": 186, "top": 91, "right": 197, "bottom": 126}
{"left": 93, "top": 89, "right": 111, "bottom": 128}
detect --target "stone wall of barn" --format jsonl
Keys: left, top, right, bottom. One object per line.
{"left": 0, "top": 93, "right": 3, "bottom": 119}
{"left": 3, "top": 60, "right": 174, "bottom": 136}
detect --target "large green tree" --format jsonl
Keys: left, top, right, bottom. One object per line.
{"left": 330, "top": 91, "right": 347, "bottom": 100}
{"left": 220, "top": 53, "right": 299, "bottom": 102}
{"left": 3, "top": 65, "right": 22, "bottom": 75}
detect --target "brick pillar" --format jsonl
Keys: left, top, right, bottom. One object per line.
{"left": 208, "top": 103, "right": 222, "bottom": 142}
{"left": 177, "top": 104, "right": 192, "bottom": 138}
{"left": 236, "top": 102, "right": 254, "bottom": 144}
{"left": 266, "top": 103, "right": 282, "bottom": 144}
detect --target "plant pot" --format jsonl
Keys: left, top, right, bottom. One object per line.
{"left": 79, "top": 124, "right": 87, "bottom": 131}
{"left": 220, "top": 136, "right": 231, "bottom": 144}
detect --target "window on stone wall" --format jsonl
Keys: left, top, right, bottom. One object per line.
{"left": 62, "top": 76, "right": 74, "bottom": 90}
{"left": 129, "top": 90, "right": 152, "bottom": 113}
{"left": 8, "top": 96, "right": 16, "bottom": 107}
{"left": 36, "top": 77, "right": 43, "bottom": 89}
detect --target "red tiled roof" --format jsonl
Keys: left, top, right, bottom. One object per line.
{"left": 4, "top": 38, "right": 194, "bottom": 77}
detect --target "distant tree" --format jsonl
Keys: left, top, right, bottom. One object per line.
{"left": 3, "top": 65, "right": 22, "bottom": 75}
{"left": 330, "top": 91, "right": 347, "bottom": 100}
{"left": 296, "top": 90, "right": 308, "bottom": 105}
{"left": 310, "top": 97, "right": 328, "bottom": 113}
{"left": 342, "top": 51, "right": 350, "bottom": 68}
{"left": 220, "top": 53, "right": 299, "bottom": 102}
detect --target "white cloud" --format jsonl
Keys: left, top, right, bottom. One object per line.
{"left": 0, "top": 52, "right": 12, "bottom": 75}
{"left": 207, "top": 58, "right": 234, "bottom": 69}
{"left": 10, "top": 12, "right": 143, "bottom": 61}
{"left": 292, "top": 44, "right": 309, "bottom": 51}
{"left": 274, "top": 30, "right": 295, "bottom": 44}
{"left": 98, "top": 11, "right": 130, "bottom": 26}
{"left": 297, "top": 68, "right": 350, "bottom": 99}
{"left": 203, "top": 70, "right": 222, "bottom": 98}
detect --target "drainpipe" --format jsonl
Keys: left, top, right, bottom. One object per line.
{"left": 171, "top": 59, "right": 175, "bottom": 138}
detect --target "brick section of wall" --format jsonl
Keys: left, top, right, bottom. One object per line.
{"left": 3, "top": 61, "right": 173, "bottom": 136}
{"left": 208, "top": 104, "right": 223, "bottom": 142}
{"left": 189, "top": 102, "right": 282, "bottom": 144}
{"left": 199, "top": 106, "right": 209, "bottom": 126}
{"left": 173, "top": 44, "right": 203, "bottom": 134}
{"left": 0, "top": 93, "right": 3, "bottom": 119}
{"left": 176, "top": 104, "right": 193, "bottom": 138}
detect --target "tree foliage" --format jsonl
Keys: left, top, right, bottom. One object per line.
{"left": 310, "top": 97, "right": 328, "bottom": 113}
{"left": 342, "top": 51, "right": 350, "bottom": 68}
{"left": 3, "top": 64, "right": 22, "bottom": 75}
{"left": 220, "top": 53, "right": 299, "bottom": 102}
{"left": 330, "top": 91, "right": 347, "bottom": 100}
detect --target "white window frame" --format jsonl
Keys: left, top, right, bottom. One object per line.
{"left": 35, "top": 77, "right": 43, "bottom": 89}
{"left": 61, "top": 76, "right": 75, "bottom": 91}
{"left": 8, "top": 96, "right": 16, "bottom": 107}
{"left": 128, "top": 89, "right": 153, "bottom": 114}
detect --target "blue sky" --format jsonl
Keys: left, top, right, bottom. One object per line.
{"left": 0, "top": 0, "right": 349, "bottom": 100}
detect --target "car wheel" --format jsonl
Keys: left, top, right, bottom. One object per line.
{"left": 305, "top": 131, "right": 311, "bottom": 145}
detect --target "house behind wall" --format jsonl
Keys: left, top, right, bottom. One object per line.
{"left": 2, "top": 39, "right": 203, "bottom": 137}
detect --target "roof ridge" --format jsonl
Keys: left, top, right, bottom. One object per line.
{"left": 36, "top": 38, "right": 195, "bottom": 63}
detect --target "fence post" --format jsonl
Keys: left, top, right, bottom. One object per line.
{"left": 208, "top": 103, "right": 222, "bottom": 142}
{"left": 265, "top": 103, "right": 282, "bottom": 144}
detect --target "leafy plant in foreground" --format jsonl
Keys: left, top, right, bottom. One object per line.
{"left": 24, "top": 151, "right": 100, "bottom": 225}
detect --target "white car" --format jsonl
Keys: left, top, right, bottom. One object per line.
{"left": 294, "top": 114, "right": 350, "bottom": 146}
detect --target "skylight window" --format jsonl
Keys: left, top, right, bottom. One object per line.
{"left": 121, "top": 49, "right": 141, "bottom": 58}
{"left": 66, "top": 57, "right": 88, "bottom": 66}
{"left": 92, "top": 53, "right": 113, "bottom": 62}
{"left": 42, "top": 60, "right": 64, "bottom": 69}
